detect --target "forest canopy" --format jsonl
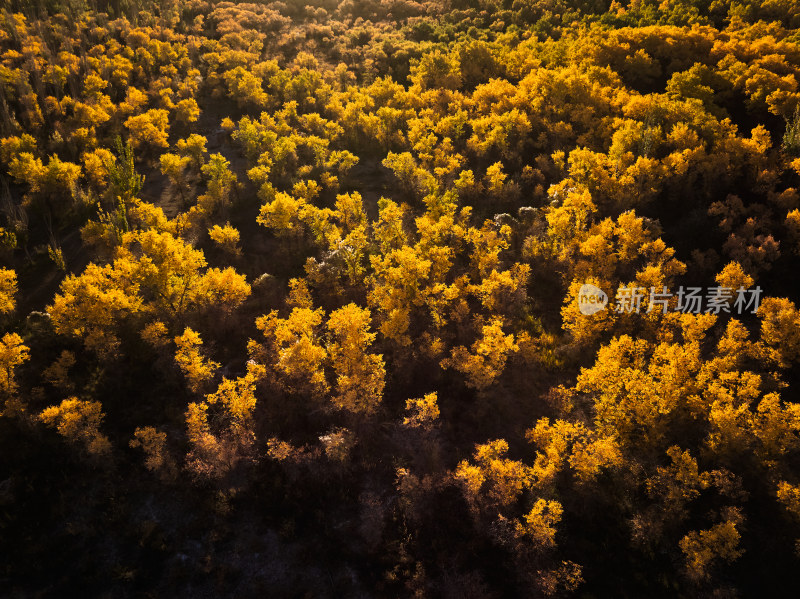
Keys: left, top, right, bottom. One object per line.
{"left": 1, "top": 0, "right": 800, "bottom": 596}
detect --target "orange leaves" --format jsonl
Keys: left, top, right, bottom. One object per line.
{"left": 645, "top": 446, "right": 710, "bottom": 514}
{"left": 576, "top": 333, "right": 703, "bottom": 445}
{"left": 568, "top": 434, "right": 624, "bottom": 482}
{"left": 198, "top": 153, "right": 237, "bottom": 218}
{"left": 543, "top": 185, "right": 597, "bottom": 261}
{"left": 455, "top": 439, "right": 532, "bottom": 511}
{"left": 175, "top": 134, "right": 208, "bottom": 169}
{"left": 751, "top": 393, "right": 800, "bottom": 460}
{"left": 257, "top": 191, "right": 307, "bottom": 236}
{"left": 39, "top": 398, "right": 111, "bottom": 457}
{"left": 516, "top": 499, "right": 563, "bottom": 548}
{"left": 550, "top": 198, "right": 686, "bottom": 344}
{"left": 194, "top": 267, "right": 251, "bottom": 311}
{"left": 382, "top": 151, "right": 435, "bottom": 198}
{"left": 758, "top": 297, "right": 800, "bottom": 367}
{"left": 159, "top": 152, "right": 191, "bottom": 188}
{"left": 467, "top": 108, "right": 532, "bottom": 162}
{"left": 174, "top": 328, "right": 219, "bottom": 394}
{"left": 403, "top": 392, "right": 440, "bottom": 429}
{"left": 442, "top": 318, "right": 518, "bottom": 390}
{"left": 453, "top": 436, "right": 572, "bottom": 578}
{"left": 0, "top": 267, "right": 17, "bottom": 314}
{"left": 42, "top": 350, "right": 76, "bottom": 392}
{"left": 174, "top": 98, "right": 200, "bottom": 125}
{"left": 471, "top": 263, "right": 531, "bottom": 313}
{"left": 319, "top": 428, "right": 356, "bottom": 462}
{"left": 527, "top": 418, "right": 623, "bottom": 485}
{"left": 0, "top": 332, "right": 29, "bottom": 407}
{"left": 130, "top": 427, "right": 175, "bottom": 478}
{"left": 409, "top": 49, "right": 461, "bottom": 92}
{"left": 206, "top": 371, "right": 258, "bottom": 425}
{"left": 287, "top": 277, "right": 313, "bottom": 309}
{"left": 185, "top": 401, "right": 210, "bottom": 447}
{"left": 82, "top": 147, "right": 114, "bottom": 189}
{"left": 465, "top": 219, "right": 511, "bottom": 278}
{"left": 124, "top": 108, "right": 170, "bottom": 150}
{"left": 334, "top": 191, "right": 367, "bottom": 232}
{"left": 256, "top": 188, "right": 369, "bottom": 252}
{"left": 0, "top": 134, "right": 36, "bottom": 164}
{"left": 184, "top": 369, "right": 260, "bottom": 479}
{"left": 224, "top": 67, "right": 270, "bottom": 109}
{"left": 679, "top": 508, "right": 744, "bottom": 582}
{"left": 118, "top": 229, "right": 203, "bottom": 298}
{"left": 208, "top": 223, "right": 241, "bottom": 255}
{"left": 777, "top": 481, "right": 800, "bottom": 520}
{"left": 117, "top": 229, "right": 249, "bottom": 314}
{"left": 253, "top": 306, "right": 328, "bottom": 399}
{"left": 327, "top": 303, "right": 385, "bottom": 415}
{"left": 48, "top": 262, "right": 143, "bottom": 358}
{"left": 249, "top": 302, "right": 386, "bottom": 415}
{"left": 553, "top": 297, "right": 800, "bottom": 531}
{"left": 49, "top": 229, "right": 250, "bottom": 357}
{"left": 8, "top": 152, "right": 81, "bottom": 202}
{"left": 715, "top": 261, "right": 755, "bottom": 292}
{"left": 368, "top": 245, "right": 431, "bottom": 346}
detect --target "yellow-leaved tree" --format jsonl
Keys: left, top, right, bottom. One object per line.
{"left": 185, "top": 367, "right": 260, "bottom": 479}
{"left": 39, "top": 398, "right": 111, "bottom": 457}
{"left": 326, "top": 303, "right": 385, "bottom": 415}
{"left": 0, "top": 268, "right": 17, "bottom": 314}
{"left": 0, "top": 332, "right": 30, "bottom": 415}
{"left": 49, "top": 230, "right": 250, "bottom": 359}
{"left": 249, "top": 306, "right": 328, "bottom": 400}
{"left": 130, "top": 426, "right": 176, "bottom": 479}
{"left": 441, "top": 318, "right": 518, "bottom": 390}
{"left": 174, "top": 327, "right": 219, "bottom": 394}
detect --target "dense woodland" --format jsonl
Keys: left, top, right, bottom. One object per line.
{"left": 1, "top": 0, "right": 800, "bottom": 596}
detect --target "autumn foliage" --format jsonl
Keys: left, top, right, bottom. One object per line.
{"left": 0, "top": 0, "right": 800, "bottom": 596}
